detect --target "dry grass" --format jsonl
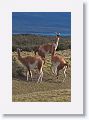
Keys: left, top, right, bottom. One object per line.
{"left": 12, "top": 49, "right": 71, "bottom": 102}
{"left": 13, "top": 89, "right": 71, "bottom": 102}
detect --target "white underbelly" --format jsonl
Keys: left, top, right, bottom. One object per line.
{"left": 42, "top": 49, "right": 50, "bottom": 54}
{"left": 52, "top": 62, "right": 60, "bottom": 74}
{"left": 55, "top": 46, "right": 57, "bottom": 50}
{"left": 29, "top": 61, "right": 38, "bottom": 70}
{"left": 39, "top": 46, "right": 50, "bottom": 54}
{"left": 52, "top": 62, "right": 60, "bottom": 66}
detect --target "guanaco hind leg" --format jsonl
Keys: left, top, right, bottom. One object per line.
{"left": 26, "top": 71, "right": 29, "bottom": 81}
{"left": 29, "top": 70, "right": 32, "bottom": 80}
{"left": 63, "top": 66, "right": 67, "bottom": 82}
{"left": 37, "top": 67, "right": 43, "bottom": 83}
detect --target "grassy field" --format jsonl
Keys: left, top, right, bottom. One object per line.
{"left": 12, "top": 49, "right": 71, "bottom": 102}
{"left": 12, "top": 34, "right": 71, "bottom": 51}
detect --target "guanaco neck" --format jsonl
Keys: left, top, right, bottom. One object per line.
{"left": 17, "top": 50, "right": 22, "bottom": 61}
{"left": 56, "top": 37, "right": 60, "bottom": 47}
{"left": 17, "top": 50, "right": 29, "bottom": 68}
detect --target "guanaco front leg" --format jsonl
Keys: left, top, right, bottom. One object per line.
{"left": 26, "top": 71, "right": 29, "bottom": 81}
{"left": 29, "top": 69, "right": 32, "bottom": 81}
{"left": 37, "top": 67, "right": 43, "bottom": 83}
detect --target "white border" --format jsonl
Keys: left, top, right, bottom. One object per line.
{"left": 0, "top": 0, "right": 83, "bottom": 114}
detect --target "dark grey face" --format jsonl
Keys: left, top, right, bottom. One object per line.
{"left": 57, "top": 34, "right": 60, "bottom": 37}
{"left": 55, "top": 32, "right": 61, "bottom": 37}
{"left": 56, "top": 33, "right": 63, "bottom": 39}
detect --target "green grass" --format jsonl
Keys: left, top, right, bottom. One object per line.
{"left": 12, "top": 49, "right": 71, "bottom": 102}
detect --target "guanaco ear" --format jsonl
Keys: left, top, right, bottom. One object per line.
{"left": 55, "top": 32, "right": 63, "bottom": 39}
{"left": 17, "top": 48, "right": 20, "bottom": 52}
{"left": 55, "top": 32, "right": 60, "bottom": 35}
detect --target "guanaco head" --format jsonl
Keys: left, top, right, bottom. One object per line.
{"left": 17, "top": 48, "right": 22, "bottom": 58}
{"left": 55, "top": 32, "right": 63, "bottom": 39}
{"left": 17, "top": 48, "right": 22, "bottom": 52}
{"left": 64, "top": 61, "right": 70, "bottom": 68}
{"left": 32, "top": 46, "right": 40, "bottom": 55}
{"left": 65, "top": 63, "right": 68, "bottom": 68}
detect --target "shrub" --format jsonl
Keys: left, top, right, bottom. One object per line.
{"left": 12, "top": 34, "right": 71, "bottom": 52}
{"left": 12, "top": 56, "right": 26, "bottom": 78}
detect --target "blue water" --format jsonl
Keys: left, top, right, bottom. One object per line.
{"left": 12, "top": 12, "right": 71, "bottom": 36}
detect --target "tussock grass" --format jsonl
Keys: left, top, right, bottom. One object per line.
{"left": 12, "top": 49, "right": 71, "bottom": 102}
{"left": 13, "top": 89, "right": 71, "bottom": 102}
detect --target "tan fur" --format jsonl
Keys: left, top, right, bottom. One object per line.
{"left": 51, "top": 53, "right": 68, "bottom": 82}
{"left": 52, "top": 54, "right": 66, "bottom": 64}
{"left": 36, "top": 34, "right": 61, "bottom": 63}
{"left": 33, "top": 46, "right": 40, "bottom": 55}
{"left": 17, "top": 48, "right": 43, "bottom": 82}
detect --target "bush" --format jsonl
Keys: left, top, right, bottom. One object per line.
{"left": 12, "top": 34, "right": 71, "bottom": 52}
{"left": 12, "top": 56, "right": 26, "bottom": 78}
